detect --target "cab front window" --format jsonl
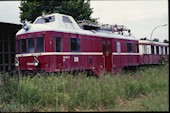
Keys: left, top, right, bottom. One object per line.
{"left": 36, "top": 37, "right": 44, "bottom": 52}
{"left": 17, "top": 40, "right": 21, "bottom": 53}
{"left": 21, "top": 39, "right": 26, "bottom": 53}
{"left": 35, "top": 16, "right": 55, "bottom": 24}
{"left": 28, "top": 38, "right": 34, "bottom": 53}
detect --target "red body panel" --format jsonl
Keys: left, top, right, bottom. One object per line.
{"left": 16, "top": 31, "right": 169, "bottom": 76}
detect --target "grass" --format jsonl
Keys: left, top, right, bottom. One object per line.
{"left": 0, "top": 64, "right": 169, "bottom": 112}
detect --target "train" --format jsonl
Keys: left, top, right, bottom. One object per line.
{"left": 15, "top": 13, "right": 169, "bottom": 76}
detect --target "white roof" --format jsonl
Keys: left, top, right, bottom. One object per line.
{"left": 139, "top": 40, "right": 169, "bottom": 46}
{"left": 16, "top": 13, "right": 138, "bottom": 41}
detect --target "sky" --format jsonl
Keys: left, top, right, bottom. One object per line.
{"left": 0, "top": 0, "right": 168, "bottom": 42}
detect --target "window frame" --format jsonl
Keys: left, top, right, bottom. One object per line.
{"left": 156, "top": 46, "right": 159, "bottom": 55}
{"left": 16, "top": 40, "right": 21, "bottom": 53}
{"left": 36, "top": 37, "right": 44, "bottom": 52}
{"left": 102, "top": 41, "right": 106, "bottom": 52}
{"left": 127, "top": 42, "right": 133, "bottom": 53}
{"left": 151, "top": 45, "right": 154, "bottom": 54}
{"left": 21, "top": 39, "right": 27, "bottom": 53}
{"left": 116, "top": 41, "right": 121, "bottom": 53}
{"left": 28, "top": 38, "right": 35, "bottom": 53}
{"left": 165, "top": 47, "right": 167, "bottom": 55}
{"left": 55, "top": 37, "right": 62, "bottom": 52}
{"left": 62, "top": 16, "right": 72, "bottom": 23}
{"left": 161, "top": 46, "right": 163, "bottom": 55}
{"left": 136, "top": 44, "right": 139, "bottom": 53}
{"left": 107, "top": 41, "right": 111, "bottom": 52}
{"left": 71, "top": 38, "right": 81, "bottom": 52}
{"left": 35, "top": 16, "right": 55, "bottom": 24}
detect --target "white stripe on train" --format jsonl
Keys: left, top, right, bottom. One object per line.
{"left": 16, "top": 52, "right": 142, "bottom": 57}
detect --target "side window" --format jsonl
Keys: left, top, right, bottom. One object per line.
{"left": 167, "top": 47, "right": 169, "bottom": 55}
{"left": 71, "top": 38, "right": 80, "bottom": 52}
{"left": 156, "top": 46, "right": 159, "bottom": 55}
{"left": 63, "top": 16, "right": 72, "bottom": 23}
{"left": 35, "top": 16, "right": 55, "bottom": 24}
{"left": 56, "top": 37, "right": 62, "bottom": 52}
{"left": 161, "top": 47, "right": 163, "bottom": 55}
{"left": 108, "top": 41, "right": 111, "bottom": 52}
{"left": 136, "top": 44, "right": 139, "bottom": 53}
{"left": 102, "top": 41, "right": 106, "bottom": 52}
{"left": 163, "top": 47, "right": 166, "bottom": 55}
{"left": 159, "top": 46, "right": 162, "bottom": 55}
{"left": 28, "top": 38, "right": 34, "bottom": 53}
{"left": 151, "top": 45, "right": 154, "bottom": 54}
{"left": 63, "top": 16, "right": 75, "bottom": 30}
{"left": 143, "top": 45, "right": 147, "bottom": 54}
{"left": 116, "top": 41, "right": 121, "bottom": 53}
{"left": 165, "top": 47, "right": 167, "bottom": 55}
{"left": 127, "top": 43, "right": 132, "bottom": 53}
{"left": 17, "top": 40, "right": 21, "bottom": 53}
{"left": 36, "top": 37, "right": 44, "bottom": 52}
{"left": 21, "top": 39, "right": 26, "bottom": 53}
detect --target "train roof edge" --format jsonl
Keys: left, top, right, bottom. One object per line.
{"left": 139, "top": 40, "right": 169, "bottom": 46}
{"left": 16, "top": 13, "right": 156, "bottom": 41}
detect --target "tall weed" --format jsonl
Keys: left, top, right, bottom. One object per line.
{"left": 0, "top": 64, "right": 168, "bottom": 111}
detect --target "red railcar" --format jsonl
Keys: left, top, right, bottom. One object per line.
{"left": 15, "top": 13, "right": 169, "bottom": 76}
{"left": 138, "top": 40, "right": 169, "bottom": 65}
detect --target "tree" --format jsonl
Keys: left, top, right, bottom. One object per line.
{"left": 152, "top": 38, "right": 159, "bottom": 42}
{"left": 140, "top": 37, "right": 147, "bottom": 40}
{"left": 19, "top": 0, "right": 98, "bottom": 23}
{"left": 163, "top": 39, "right": 169, "bottom": 43}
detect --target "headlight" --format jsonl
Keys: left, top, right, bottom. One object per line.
{"left": 15, "top": 57, "right": 19, "bottom": 67}
{"left": 34, "top": 56, "right": 39, "bottom": 66}
{"left": 15, "top": 62, "right": 19, "bottom": 67}
{"left": 34, "top": 60, "right": 39, "bottom": 66}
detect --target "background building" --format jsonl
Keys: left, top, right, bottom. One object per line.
{"left": 0, "top": 22, "right": 21, "bottom": 72}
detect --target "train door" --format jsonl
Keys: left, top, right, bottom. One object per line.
{"left": 102, "top": 39, "right": 112, "bottom": 72}
{"left": 50, "top": 33, "right": 63, "bottom": 72}
{"left": 48, "top": 35, "right": 56, "bottom": 72}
